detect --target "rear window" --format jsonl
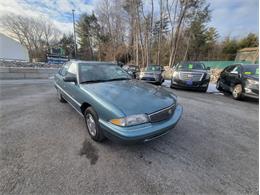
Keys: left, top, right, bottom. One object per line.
{"left": 145, "top": 65, "right": 161, "bottom": 71}
{"left": 243, "top": 65, "right": 259, "bottom": 77}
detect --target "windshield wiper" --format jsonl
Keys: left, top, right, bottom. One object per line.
{"left": 105, "top": 78, "right": 131, "bottom": 82}
{"left": 80, "top": 78, "right": 130, "bottom": 84}
{"left": 80, "top": 80, "right": 107, "bottom": 84}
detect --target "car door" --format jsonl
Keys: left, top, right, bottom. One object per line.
{"left": 221, "top": 65, "right": 235, "bottom": 90}
{"left": 229, "top": 65, "right": 242, "bottom": 90}
{"left": 63, "top": 62, "right": 82, "bottom": 113}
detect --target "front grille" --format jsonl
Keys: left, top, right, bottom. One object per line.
{"left": 179, "top": 72, "right": 204, "bottom": 81}
{"left": 144, "top": 73, "right": 154, "bottom": 76}
{"left": 149, "top": 104, "right": 176, "bottom": 123}
{"left": 141, "top": 77, "right": 155, "bottom": 81}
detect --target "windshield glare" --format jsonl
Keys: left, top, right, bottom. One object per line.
{"left": 243, "top": 65, "right": 259, "bottom": 77}
{"left": 145, "top": 65, "right": 161, "bottom": 72}
{"left": 79, "top": 63, "right": 131, "bottom": 83}
{"left": 177, "top": 63, "right": 206, "bottom": 71}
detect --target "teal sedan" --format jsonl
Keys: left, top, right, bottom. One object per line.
{"left": 54, "top": 61, "right": 183, "bottom": 143}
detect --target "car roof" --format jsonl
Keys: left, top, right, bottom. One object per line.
{"left": 124, "top": 64, "right": 138, "bottom": 67}
{"left": 241, "top": 64, "right": 259, "bottom": 67}
{"left": 230, "top": 64, "right": 259, "bottom": 67}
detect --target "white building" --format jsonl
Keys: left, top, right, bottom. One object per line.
{"left": 0, "top": 33, "right": 29, "bottom": 61}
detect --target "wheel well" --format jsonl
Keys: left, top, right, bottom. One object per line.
{"left": 80, "top": 102, "right": 91, "bottom": 115}
{"left": 233, "top": 82, "right": 242, "bottom": 89}
{"left": 231, "top": 82, "right": 243, "bottom": 92}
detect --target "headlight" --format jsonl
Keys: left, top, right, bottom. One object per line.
{"left": 110, "top": 114, "right": 149, "bottom": 127}
{"left": 206, "top": 74, "right": 210, "bottom": 80}
{"left": 247, "top": 79, "right": 258, "bottom": 85}
{"left": 173, "top": 71, "right": 179, "bottom": 78}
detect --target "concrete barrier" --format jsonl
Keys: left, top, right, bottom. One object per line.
{"left": 0, "top": 67, "right": 58, "bottom": 79}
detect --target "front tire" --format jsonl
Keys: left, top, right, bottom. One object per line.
{"left": 232, "top": 84, "right": 243, "bottom": 100}
{"left": 200, "top": 86, "right": 208, "bottom": 93}
{"left": 216, "top": 79, "right": 223, "bottom": 91}
{"left": 170, "top": 82, "right": 175, "bottom": 89}
{"left": 84, "top": 107, "right": 105, "bottom": 142}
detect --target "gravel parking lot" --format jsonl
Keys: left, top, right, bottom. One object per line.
{"left": 0, "top": 79, "right": 258, "bottom": 194}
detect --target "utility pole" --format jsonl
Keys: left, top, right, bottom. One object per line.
{"left": 72, "top": 9, "right": 77, "bottom": 59}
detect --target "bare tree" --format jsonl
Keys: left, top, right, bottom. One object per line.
{"left": 96, "top": 0, "right": 127, "bottom": 61}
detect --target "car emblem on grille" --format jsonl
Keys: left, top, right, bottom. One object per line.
{"left": 187, "top": 74, "right": 193, "bottom": 78}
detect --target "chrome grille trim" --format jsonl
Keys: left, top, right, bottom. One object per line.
{"left": 148, "top": 104, "right": 176, "bottom": 123}
{"left": 179, "top": 72, "right": 204, "bottom": 81}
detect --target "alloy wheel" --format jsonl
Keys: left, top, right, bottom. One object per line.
{"left": 232, "top": 84, "right": 242, "bottom": 99}
{"left": 86, "top": 114, "right": 97, "bottom": 136}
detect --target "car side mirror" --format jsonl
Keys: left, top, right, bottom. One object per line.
{"left": 63, "top": 75, "right": 77, "bottom": 83}
{"left": 207, "top": 67, "right": 210, "bottom": 70}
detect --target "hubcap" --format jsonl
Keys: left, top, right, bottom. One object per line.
{"left": 233, "top": 85, "right": 242, "bottom": 97}
{"left": 86, "top": 114, "right": 97, "bottom": 136}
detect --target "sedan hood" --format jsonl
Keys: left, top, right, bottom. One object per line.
{"left": 80, "top": 80, "right": 176, "bottom": 116}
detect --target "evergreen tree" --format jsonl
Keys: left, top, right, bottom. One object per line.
{"left": 76, "top": 13, "right": 100, "bottom": 60}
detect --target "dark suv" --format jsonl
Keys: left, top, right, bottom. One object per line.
{"left": 171, "top": 61, "right": 210, "bottom": 92}
{"left": 216, "top": 64, "right": 259, "bottom": 100}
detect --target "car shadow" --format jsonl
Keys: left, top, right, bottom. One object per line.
{"left": 170, "top": 87, "right": 207, "bottom": 94}
{"left": 222, "top": 92, "right": 259, "bottom": 103}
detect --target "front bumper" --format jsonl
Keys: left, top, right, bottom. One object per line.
{"left": 99, "top": 104, "right": 183, "bottom": 144}
{"left": 171, "top": 78, "right": 209, "bottom": 89}
{"left": 243, "top": 87, "right": 259, "bottom": 99}
{"left": 139, "top": 76, "right": 161, "bottom": 83}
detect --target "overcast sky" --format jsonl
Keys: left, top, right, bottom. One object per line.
{"left": 0, "top": 0, "right": 258, "bottom": 39}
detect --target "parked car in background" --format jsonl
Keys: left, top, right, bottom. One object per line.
{"left": 171, "top": 61, "right": 210, "bottom": 92}
{"left": 54, "top": 61, "right": 183, "bottom": 143}
{"left": 216, "top": 64, "right": 259, "bottom": 100}
{"left": 139, "top": 64, "right": 165, "bottom": 85}
{"left": 122, "top": 64, "right": 140, "bottom": 79}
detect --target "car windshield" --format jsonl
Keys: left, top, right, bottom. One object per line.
{"left": 177, "top": 62, "right": 206, "bottom": 71}
{"left": 243, "top": 65, "right": 259, "bottom": 77}
{"left": 79, "top": 63, "right": 131, "bottom": 83}
{"left": 144, "top": 65, "right": 161, "bottom": 72}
